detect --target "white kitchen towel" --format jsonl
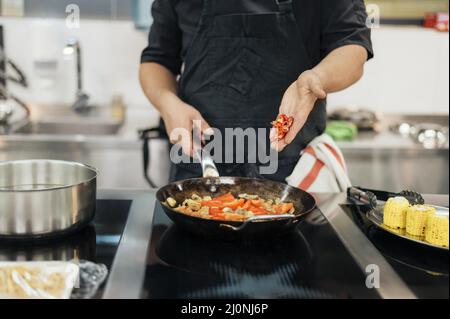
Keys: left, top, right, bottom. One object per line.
{"left": 286, "top": 133, "right": 352, "bottom": 193}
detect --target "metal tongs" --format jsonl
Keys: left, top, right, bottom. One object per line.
{"left": 347, "top": 186, "right": 425, "bottom": 210}
{"left": 194, "top": 144, "right": 295, "bottom": 232}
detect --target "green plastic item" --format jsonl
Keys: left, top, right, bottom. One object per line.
{"left": 326, "top": 121, "right": 358, "bottom": 141}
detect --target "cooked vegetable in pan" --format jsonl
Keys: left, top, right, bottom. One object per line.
{"left": 271, "top": 114, "right": 294, "bottom": 140}
{"left": 165, "top": 193, "right": 295, "bottom": 222}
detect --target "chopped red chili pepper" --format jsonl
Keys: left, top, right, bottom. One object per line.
{"left": 271, "top": 114, "right": 294, "bottom": 140}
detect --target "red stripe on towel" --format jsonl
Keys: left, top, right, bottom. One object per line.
{"left": 298, "top": 147, "right": 325, "bottom": 191}
{"left": 324, "top": 143, "right": 346, "bottom": 172}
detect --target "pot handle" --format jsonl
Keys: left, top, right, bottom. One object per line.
{"left": 219, "top": 214, "right": 295, "bottom": 232}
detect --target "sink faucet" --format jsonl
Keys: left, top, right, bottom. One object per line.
{"left": 64, "top": 37, "right": 92, "bottom": 114}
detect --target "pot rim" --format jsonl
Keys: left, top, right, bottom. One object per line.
{"left": 0, "top": 159, "right": 98, "bottom": 193}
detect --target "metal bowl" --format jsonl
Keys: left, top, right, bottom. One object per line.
{"left": 0, "top": 160, "right": 97, "bottom": 239}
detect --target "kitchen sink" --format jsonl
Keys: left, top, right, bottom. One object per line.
{"left": 11, "top": 103, "right": 124, "bottom": 136}
{"left": 15, "top": 119, "right": 123, "bottom": 135}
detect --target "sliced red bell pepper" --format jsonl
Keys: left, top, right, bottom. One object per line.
{"left": 209, "top": 207, "right": 224, "bottom": 215}
{"left": 201, "top": 200, "right": 224, "bottom": 207}
{"left": 251, "top": 200, "right": 262, "bottom": 207}
{"left": 280, "top": 203, "right": 294, "bottom": 214}
{"left": 214, "top": 192, "right": 235, "bottom": 202}
{"left": 222, "top": 199, "right": 245, "bottom": 209}
{"left": 248, "top": 205, "right": 272, "bottom": 216}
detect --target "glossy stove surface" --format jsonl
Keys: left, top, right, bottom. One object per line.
{"left": 141, "top": 203, "right": 379, "bottom": 299}
{"left": 0, "top": 200, "right": 131, "bottom": 297}
{"left": 341, "top": 204, "right": 449, "bottom": 299}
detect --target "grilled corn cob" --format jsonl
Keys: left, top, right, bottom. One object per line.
{"left": 406, "top": 205, "right": 436, "bottom": 237}
{"left": 425, "top": 213, "right": 449, "bottom": 247}
{"left": 383, "top": 197, "right": 410, "bottom": 229}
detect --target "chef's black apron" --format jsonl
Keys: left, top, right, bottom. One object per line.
{"left": 170, "top": 0, "right": 327, "bottom": 182}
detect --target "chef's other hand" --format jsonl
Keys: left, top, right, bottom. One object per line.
{"left": 160, "top": 93, "right": 212, "bottom": 157}
{"left": 271, "top": 70, "right": 327, "bottom": 152}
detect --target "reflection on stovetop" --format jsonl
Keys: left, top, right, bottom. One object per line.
{"left": 156, "top": 225, "right": 327, "bottom": 299}
{"left": 341, "top": 204, "right": 449, "bottom": 299}
{"left": 0, "top": 200, "right": 131, "bottom": 297}
{"left": 0, "top": 226, "right": 97, "bottom": 261}
{"left": 141, "top": 203, "right": 379, "bottom": 299}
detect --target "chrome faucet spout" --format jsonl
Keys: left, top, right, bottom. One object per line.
{"left": 64, "top": 38, "right": 92, "bottom": 113}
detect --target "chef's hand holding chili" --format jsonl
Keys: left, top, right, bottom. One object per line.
{"left": 270, "top": 45, "right": 368, "bottom": 152}
{"left": 270, "top": 70, "right": 326, "bottom": 152}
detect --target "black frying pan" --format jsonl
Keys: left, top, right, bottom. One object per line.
{"left": 157, "top": 146, "right": 316, "bottom": 239}
{"left": 156, "top": 176, "right": 316, "bottom": 239}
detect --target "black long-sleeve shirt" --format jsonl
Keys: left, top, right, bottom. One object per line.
{"left": 141, "top": 0, "right": 373, "bottom": 76}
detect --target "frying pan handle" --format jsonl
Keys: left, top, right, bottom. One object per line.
{"left": 219, "top": 214, "right": 295, "bottom": 232}
{"left": 194, "top": 144, "right": 219, "bottom": 178}
{"left": 191, "top": 125, "right": 219, "bottom": 178}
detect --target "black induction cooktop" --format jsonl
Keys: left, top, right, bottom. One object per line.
{"left": 140, "top": 203, "right": 380, "bottom": 299}
{"left": 0, "top": 199, "right": 131, "bottom": 297}
{"left": 340, "top": 204, "right": 449, "bottom": 299}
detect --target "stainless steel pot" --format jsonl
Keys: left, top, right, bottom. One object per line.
{"left": 0, "top": 160, "right": 97, "bottom": 238}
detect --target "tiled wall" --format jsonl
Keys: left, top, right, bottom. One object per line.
{"left": 1, "top": 18, "right": 449, "bottom": 122}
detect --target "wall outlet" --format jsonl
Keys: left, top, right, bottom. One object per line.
{"left": 1, "top": 0, "right": 25, "bottom": 17}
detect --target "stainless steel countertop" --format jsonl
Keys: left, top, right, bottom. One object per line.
{"left": 337, "top": 131, "right": 427, "bottom": 150}
{"left": 1, "top": 111, "right": 448, "bottom": 150}
{"left": 100, "top": 189, "right": 449, "bottom": 299}
{"left": 2, "top": 128, "right": 447, "bottom": 151}
{"left": 0, "top": 108, "right": 151, "bottom": 149}
{"left": 99, "top": 189, "right": 156, "bottom": 299}
{"left": 0, "top": 131, "right": 142, "bottom": 149}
